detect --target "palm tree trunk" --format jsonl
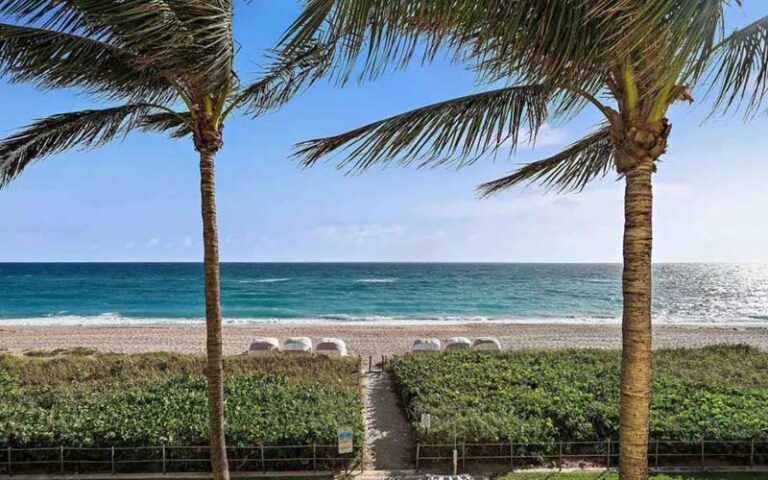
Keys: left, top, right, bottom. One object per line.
{"left": 618, "top": 160, "right": 653, "bottom": 480}
{"left": 199, "top": 147, "right": 230, "bottom": 480}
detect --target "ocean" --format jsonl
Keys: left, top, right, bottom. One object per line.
{"left": 0, "top": 263, "right": 766, "bottom": 326}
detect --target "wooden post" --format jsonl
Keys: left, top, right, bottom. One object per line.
{"left": 701, "top": 438, "right": 705, "bottom": 467}
{"left": 509, "top": 440, "right": 514, "bottom": 471}
{"left": 111, "top": 446, "right": 115, "bottom": 474}
{"left": 655, "top": 439, "right": 660, "bottom": 467}
{"left": 7, "top": 446, "right": 11, "bottom": 477}
{"left": 260, "top": 443, "right": 266, "bottom": 473}
{"left": 356, "top": 357, "right": 361, "bottom": 392}
{"left": 312, "top": 442, "right": 317, "bottom": 472}
{"left": 162, "top": 444, "right": 166, "bottom": 473}
{"left": 606, "top": 439, "right": 611, "bottom": 467}
{"left": 750, "top": 438, "right": 755, "bottom": 467}
{"left": 361, "top": 438, "right": 365, "bottom": 469}
{"left": 415, "top": 443, "right": 420, "bottom": 471}
{"left": 59, "top": 445, "right": 64, "bottom": 474}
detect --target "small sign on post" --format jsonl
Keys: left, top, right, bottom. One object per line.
{"left": 338, "top": 426, "right": 354, "bottom": 454}
{"left": 421, "top": 413, "right": 431, "bottom": 431}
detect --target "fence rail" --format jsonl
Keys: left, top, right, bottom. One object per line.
{"left": 0, "top": 443, "right": 357, "bottom": 476}
{"left": 415, "top": 439, "right": 768, "bottom": 471}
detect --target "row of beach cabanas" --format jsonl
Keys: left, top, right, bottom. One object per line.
{"left": 247, "top": 337, "right": 348, "bottom": 356}
{"left": 412, "top": 336, "right": 502, "bottom": 352}
{"left": 246, "top": 335, "right": 504, "bottom": 357}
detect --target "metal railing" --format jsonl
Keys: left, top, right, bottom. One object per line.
{"left": 415, "top": 438, "right": 768, "bottom": 471}
{"left": 0, "top": 443, "right": 359, "bottom": 476}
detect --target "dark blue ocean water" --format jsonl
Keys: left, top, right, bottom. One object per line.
{"left": 0, "top": 263, "right": 766, "bottom": 325}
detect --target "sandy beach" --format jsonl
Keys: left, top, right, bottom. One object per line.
{"left": 1, "top": 323, "right": 766, "bottom": 357}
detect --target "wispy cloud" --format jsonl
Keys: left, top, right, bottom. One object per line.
{"left": 308, "top": 223, "right": 406, "bottom": 246}
{"left": 496, "top": 124, "right": 570, "bottom": 152}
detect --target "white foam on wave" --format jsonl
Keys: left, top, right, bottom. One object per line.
{"left": 238, "top": 278, "right": 291, "bottom": 284}
{"left": 2, "top": 313, "right": 766, "bottom": 328}
{"left": 355, "top": 278, "right": 397, "bottom": 283}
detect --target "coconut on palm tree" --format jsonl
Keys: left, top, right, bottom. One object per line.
{"left": 280, "top": 2, "right": 767, "bottom": 478}
{"left": 0, "top": 2, "right": 328, "bottom": 479}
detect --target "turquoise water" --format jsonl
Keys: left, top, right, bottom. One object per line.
{"left": 0, "top": 263, "right": 766, "bottom": 325}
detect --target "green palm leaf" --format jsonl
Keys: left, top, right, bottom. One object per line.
{"left": 0, "top": 23, "right": 174, "bottom": 102}
{"left": 706, "top": 14, "right": 768, "bottom": 118}
{"left": 165, "top": 0, "right": 234, "bottom": 88}
{"left": 294, "top": 85, "right": 550, "bottom": 172}
{"left": 0, "top": 0, "right": 234, "bottom": 87}
{"left": 140, "top": 111, "right": 193, "bottom": 139}
{"left": 232, "top": 42, "right": 332, "bottom": 118}
{"left": 0, "top": 104, "right": 156, "bottom": 187}
{"left": 0, "top": 0, "right": 95, "bottom": 35}
{"left": 477, "top": 126, "right": 614, "bottom": 196}
{"left": 282, "top": 0, "right": 678, "bottom": 91}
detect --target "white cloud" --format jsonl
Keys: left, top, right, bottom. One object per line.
{"left": 414, "top": 195, "right": 579, "bottom": 221}
{"left": 309, "top": 223, "right": 406, "bottom": 246}
{"left": 522, "top": 124, "right": 570, "bottom": 149}
{"left": 496, "top": 124, "right": 570, "bottom": 151}
{"left": 146, "top": 237, "right": 160, "bottom": 249}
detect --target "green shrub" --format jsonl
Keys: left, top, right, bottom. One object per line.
{"left": 388, "top": 345, "right": 768, "bottom": 444}
{"left": 0, "top": 352, "right": 364, "bottom": 450}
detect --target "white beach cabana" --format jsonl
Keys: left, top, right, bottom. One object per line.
{"left": 472, "top": 337, "right": 502, "bottom": 352}
{"left": 282, "top": 337, "right": 314, "bottom": 355}
{"left": 315, "top": 337, "right": 348, "bottom": 357}
{"left": 247, "top": 337, "right": 280, "bottom": 355}
{"left": 411, "top": 338, "right": 441, "bottom": 353}
{"left": 443, "top": 337, "right": 472, "bottom": 351}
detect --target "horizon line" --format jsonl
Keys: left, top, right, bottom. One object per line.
{"left": 0, "top": 261, "right": 764, "bottom": 265}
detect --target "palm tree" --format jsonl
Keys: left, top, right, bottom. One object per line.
{"left": 0, "top": 3, "right": 328, "bottom": 480}
{"left": 280, "top": 2, "right": 768, "bottom": 479}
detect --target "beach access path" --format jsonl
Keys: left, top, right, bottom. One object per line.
{"left": 362, "top": 368, "right": 415, "bottom": 471}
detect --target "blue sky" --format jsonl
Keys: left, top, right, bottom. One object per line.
{"left": 1, "top": 1, "right": 767, "bottom": 263}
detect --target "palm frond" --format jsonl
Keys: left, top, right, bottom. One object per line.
{"left": 233, "top": 42, "right": 332, "bottom": 118}
{"left": 139, "top": 111, "right": 193, "bottom": 139}
{"left": 706, "top": 14, "right": 768, "bottom": 118}
{"left": 593, "top": 0, "right": 726, "bottom": 74}
{"left": 0, "top": 1, "right": 192, "bottom": 51}
{"left": 281, "top": 0, "right": 662, "bottom": 88}
{"left": 0, "top": 104, "right": 156, "bottom": 187}
{"left": 165, "top": 0, "right": 234, "bottom": 89}
{"left": 477, "top": 126, "right": 614, "bottom": 197}
{"left": 0, "top": 1, "right": 94, "bottom": 35}
{"left": 0, "top": 1, "right": 234, "bottom": 86}
{"left": 293, "top": 85, "right": 550, "bottom": 172}
{"left": 0, "top": 23, "right": 174, "bottom": 103}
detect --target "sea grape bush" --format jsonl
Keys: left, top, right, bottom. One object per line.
{"left": 0, "top": 353, "right": 364, "bottom": 450}
{"left": 387, "top": 345, "right": 768, "bottom": 444}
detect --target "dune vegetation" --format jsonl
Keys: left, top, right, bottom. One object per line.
{"left": 0, "top": 351, "right": 363, "bottom": 453}
{"left": 388, "top": 345, "right": 768, "bottom": 445}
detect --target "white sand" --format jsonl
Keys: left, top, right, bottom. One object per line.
{"left": 1, "top": 323, "right": 766, "bottom": 357}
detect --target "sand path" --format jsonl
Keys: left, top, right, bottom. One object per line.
{"left": 362, "top": 369, "right": 415, "bottom": 471}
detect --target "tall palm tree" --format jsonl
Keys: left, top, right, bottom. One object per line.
{"left": 0, "top": 3, "right": 328, "bottom": 480}
{"left": 280, "top": 2, "right": 768, "bottom": 479}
